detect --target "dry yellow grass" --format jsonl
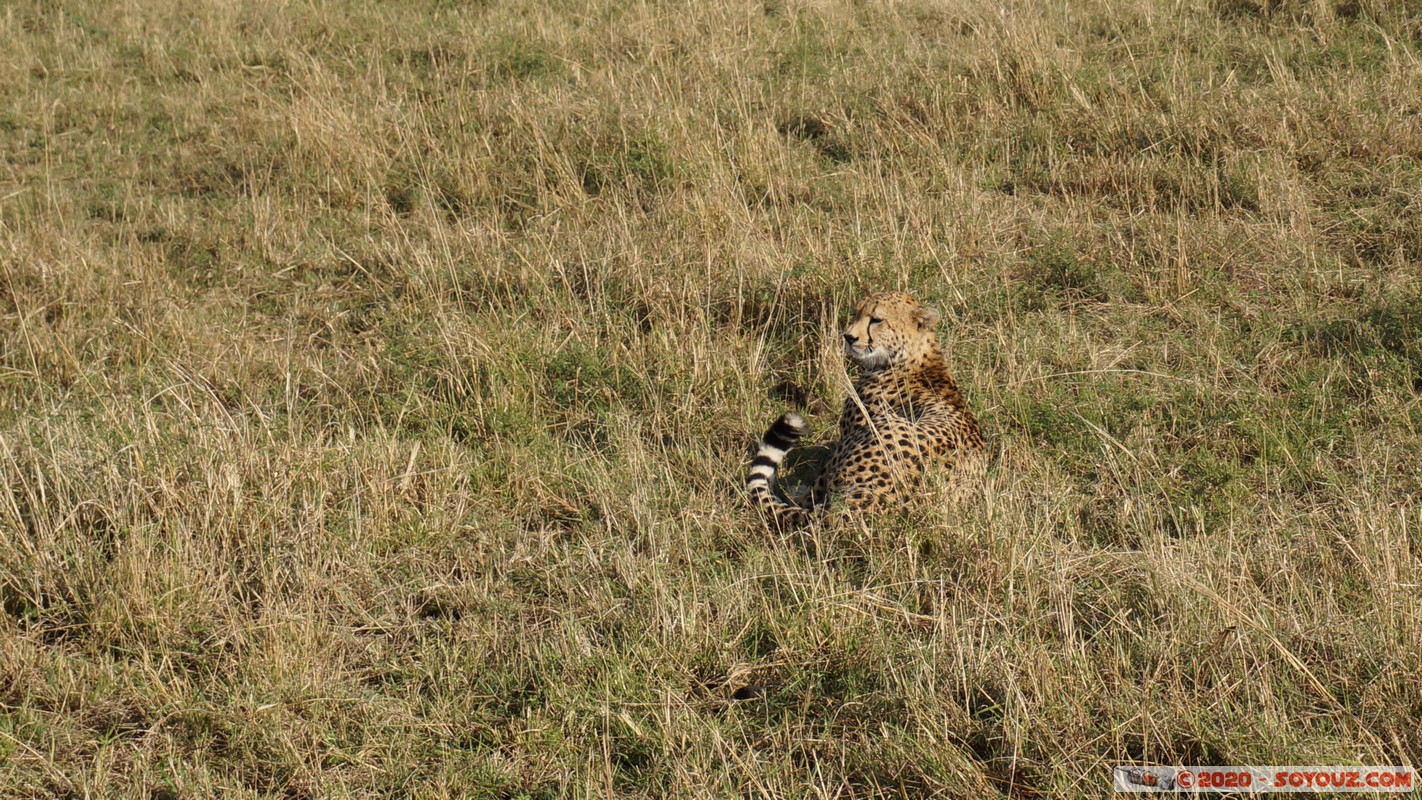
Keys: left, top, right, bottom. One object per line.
{"left": 1, "top": 0, "right": 1420, "bottom": 797}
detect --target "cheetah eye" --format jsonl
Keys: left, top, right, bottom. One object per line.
{"left": 869, "top": 317, "right": 883, "bottom": 325}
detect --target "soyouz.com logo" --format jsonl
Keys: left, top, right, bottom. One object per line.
{"left": 1114, "top": 766, "right": 1414, "bottom": 793}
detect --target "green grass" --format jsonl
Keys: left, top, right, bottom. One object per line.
{"left": 2, "top": 0, "right": 1420, "bottom": 797}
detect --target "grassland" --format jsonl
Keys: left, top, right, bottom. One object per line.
{"left": 2, "top": 0, "right": 1420, "bottom": 797}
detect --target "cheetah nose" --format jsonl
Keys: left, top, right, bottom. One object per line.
{"left": 843, "top": 333, "right": 858, "bottom": 346}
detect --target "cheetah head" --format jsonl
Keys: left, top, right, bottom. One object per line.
{"left": 841, "top": 292, "right": 942, "bottom": 370}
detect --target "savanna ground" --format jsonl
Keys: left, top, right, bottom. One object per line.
{"left": 2, "top": 0, "right": 1421, "bottom": 796}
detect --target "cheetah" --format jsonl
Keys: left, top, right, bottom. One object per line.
{"left": 746, "top": 292, "right": 987, "bottom": 528}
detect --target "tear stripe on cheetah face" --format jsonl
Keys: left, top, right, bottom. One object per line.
{"left": 748, "top": 292, "right": 986, "bottom": 529}
{"left": 842, "top": 291, "right": 942, "bottom": 371}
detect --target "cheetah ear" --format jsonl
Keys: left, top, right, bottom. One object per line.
{"left": 916, "top": 306, "right": 941, "bottom": 329}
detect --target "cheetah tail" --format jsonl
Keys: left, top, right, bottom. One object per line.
{"left": 746, "top": 412, "right": 812, "bottom": 528}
